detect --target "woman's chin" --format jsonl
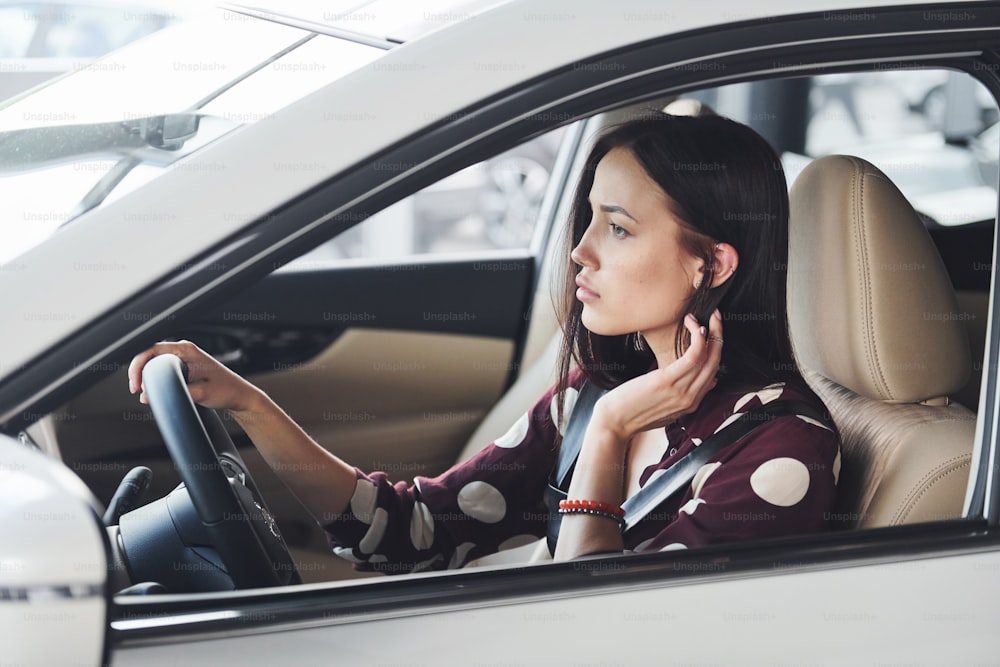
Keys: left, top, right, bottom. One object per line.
{"left": 580, "top": 312, "right": 628, "bottom": 339}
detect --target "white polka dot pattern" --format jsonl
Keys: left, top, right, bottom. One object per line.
{"left": 633, "top": 537, "right": 656, "bottom": 552}
{"left": 350, "top": 478, "right": 378, "bottom": 524}
{"left": 733, "top": 382, "right": 785, "bottom": 412}
{"left": 690, "top": 462, "right": 722, "bottom": 498}
{"left": 749, "top": 457, "right": 810, "bottom": 507}
{"left": 635, "top": 538, "right": 688, "bottom": 552}
{"left": 494, "top": 412, "right": 530, "bottom": 448}
{"left": 412, "top": 555, "right": 444, "bottom": 572}
{"left": 359, "top": 507, "right": 388, "bottom": 554}
{"left": 448, "top": 542, "right": 477, "bottom": 569}
{"left": 713, "top": 412, "right": 744, "bottom": 434}
{"left": 457, "top": 481, "right": 507, "bottom": 523}
{"left": 331, "top": 546, "right": 363, "bottom": 563}
{"left": 679, "top": 498, "right": 706, "bottom": 515}
{"left": 410, "top": 501, "right": 435, "bottom": 551}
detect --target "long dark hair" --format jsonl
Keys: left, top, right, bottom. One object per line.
{"left": 555, "top": 112, "right": 799, "bottom": 427}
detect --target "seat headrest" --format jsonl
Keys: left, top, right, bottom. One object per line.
{"left": 788, "top": 155, "right": 970, "bottom": 403}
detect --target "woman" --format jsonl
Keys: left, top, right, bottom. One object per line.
{"left": 128, "top": 113, "right": 840, "bottom": 572}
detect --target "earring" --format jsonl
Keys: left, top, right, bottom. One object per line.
{"left": 632, "top": 332, "right": 646, "bottom": 352}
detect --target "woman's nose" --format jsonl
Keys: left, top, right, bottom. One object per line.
{"left": 571, "top": 221, "right": 597, "bottom": 268}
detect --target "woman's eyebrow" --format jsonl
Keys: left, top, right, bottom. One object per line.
{"left": 591, "top": 200, "right": 640, "bottom": 223}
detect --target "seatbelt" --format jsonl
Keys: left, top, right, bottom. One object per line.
{"left": 546, "top": 381, "right": 829, "bottom": 555}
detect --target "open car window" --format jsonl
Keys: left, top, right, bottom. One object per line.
{"left": 28, "top": 63, "right": 992, "bottom": 600}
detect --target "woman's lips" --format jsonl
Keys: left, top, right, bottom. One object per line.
{"left": 575, "top": 277, "right": 599, "bottom": 302}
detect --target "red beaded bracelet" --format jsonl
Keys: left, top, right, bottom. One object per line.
{"left": 558, "top": 499, "right": 626, "bottom": 518}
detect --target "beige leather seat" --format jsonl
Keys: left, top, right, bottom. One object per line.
{"left": 788, "top": 155, "right": 976, "bottom": 529}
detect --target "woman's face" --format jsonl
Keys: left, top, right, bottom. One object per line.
{"left": 571, "top": 146, "right": 705, "bottom": 353}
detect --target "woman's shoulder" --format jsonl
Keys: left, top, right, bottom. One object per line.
{"left": 724, "top": 375, "right": 827, "bottom": 411}
{"left": 685, "top": 376, "right": 836, "bottom": 440}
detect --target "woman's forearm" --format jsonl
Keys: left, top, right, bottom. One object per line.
{"left": 228, "top": 388, "right": 358, "bottom": 526}
{"left": 552, "top": 421, "right": 628, "bottom": 561}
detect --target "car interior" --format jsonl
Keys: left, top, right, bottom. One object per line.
{"left": 19, "top": 65, "right": 998, "bottom": 590}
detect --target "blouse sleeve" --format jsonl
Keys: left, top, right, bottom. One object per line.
{"left": 320, "top": 374, "right": 583, "bottom": 573}
{"left": 635, "top": 414, "right": 840, "bottom": 553}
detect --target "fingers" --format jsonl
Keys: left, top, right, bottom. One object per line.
{"left": 707, "top": 307, "right": 723, "bottom": 346}
{"left": 674, "top": 310, "right": 723, "bottom": 406}
{"left": 598, "top": 310, "right": 724, "bottom": 437}
{"left": 677, "top": 312, "right": 713, "bottom": 375}
{"left": 127, "top": 340, "right": 200, "bottom": 397}
{"left": 127, "top": 350, "right": 152, "bottom": 395}
{"left": 695, "top": 309, "right": 723, "bottom": 390}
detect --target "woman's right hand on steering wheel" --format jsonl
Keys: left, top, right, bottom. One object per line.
{"left": 129, "top": 341, "right": 359, "bottom": 526}
{"left": 127, "top": 341, "right": 262, "bottom": 414}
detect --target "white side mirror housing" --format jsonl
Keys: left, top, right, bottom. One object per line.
{"left": 0, "top": 435, "right": 109, "bottom": 666}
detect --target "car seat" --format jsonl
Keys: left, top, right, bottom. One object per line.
{"left": 787, "top": 154, "right": 976, "bottom": 528}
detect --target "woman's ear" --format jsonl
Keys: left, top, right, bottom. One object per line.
{"left": 695, "top": 242, "right": 739, "bottom": 289}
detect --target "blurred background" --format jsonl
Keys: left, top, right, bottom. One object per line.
{"left": 0, "top": 0, "right": 204, "bottom": 100}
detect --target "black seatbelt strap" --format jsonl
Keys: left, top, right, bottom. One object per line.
{"left": 547, "top": 381, "right": 829, "bottom": 554}
{"left": 552, "top": 382, "right": 606, "bottom": 490}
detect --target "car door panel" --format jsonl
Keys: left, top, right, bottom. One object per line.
{"left": 248, "top": 328, "right": 514, "bottom": 475}
{"left": 56, "top": 257, "right": 535, "bottom": 508}
{"left": 111, "top": 529, "right": 1000, "bottom": 664}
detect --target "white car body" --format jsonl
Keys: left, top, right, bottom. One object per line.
{"left": 2, "top": 0, "right": 999, "bottom": 664}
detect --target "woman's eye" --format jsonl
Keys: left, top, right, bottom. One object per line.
{"left": 609, "top": 223, "right": 629, "bottom": 239}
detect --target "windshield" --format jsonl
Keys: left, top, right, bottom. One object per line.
{"left": 0, "top": 7, "right": 382, "bottom": 263}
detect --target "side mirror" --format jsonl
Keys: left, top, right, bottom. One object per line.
{"left": 0, "top": 436, "right": 110, "bottom": 666}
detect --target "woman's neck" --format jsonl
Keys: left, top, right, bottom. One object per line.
{"left": 644, "top": 324, "right": 684, "bottom": 369}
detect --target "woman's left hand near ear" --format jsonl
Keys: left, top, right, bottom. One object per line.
{"left": 590, "top": 309, "right": 723, "bottom": 444}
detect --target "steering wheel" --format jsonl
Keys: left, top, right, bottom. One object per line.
{"left": 140, "top": 353, "right": 299, "bottom": 589}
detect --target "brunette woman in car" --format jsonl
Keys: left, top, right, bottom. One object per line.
{"left": 129, "top": 113, "right": 840, "bottom": 570}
